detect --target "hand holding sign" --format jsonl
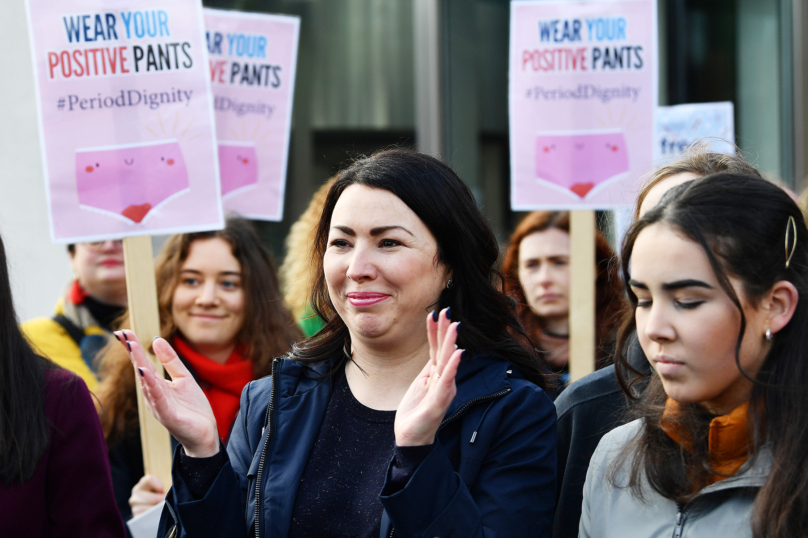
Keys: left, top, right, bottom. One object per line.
{"left": 115, "top": 330, "right": 220, "bottom": 458}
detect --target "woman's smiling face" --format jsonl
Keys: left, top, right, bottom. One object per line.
{"left": 171, "top": 237, "right": 245, "bottom": 361}
{"left": 324, "top": 185, "right": 450, "bottom": 349}
{"left": 629, "top": 223, "right": 772, "bottom": 415}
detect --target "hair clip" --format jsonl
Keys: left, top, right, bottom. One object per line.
{"left": 785, "top": 215, "right": 798, "bottom": 269}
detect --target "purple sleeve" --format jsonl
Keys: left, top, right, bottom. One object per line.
{"left": 387, "top": 444, "right": 435, "bottom": 492}
{"left": 45, "top": 370, "right": 127, "bottom": 538}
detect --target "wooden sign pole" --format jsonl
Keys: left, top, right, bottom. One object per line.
{"left": 569, "top": 210, "right": 596, "bottom": 382}
{"left": 122, "top": 236, "right": 173, "bottom": 489}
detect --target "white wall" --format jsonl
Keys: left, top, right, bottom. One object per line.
{"left": 1, "top": 0, "right": 74, "bottom": 321}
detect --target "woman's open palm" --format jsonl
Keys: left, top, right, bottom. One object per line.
{"left": 115, "top": 330, "right": 221, "bottom": 458}
{"left": 394, "top": 309, "right": 464, "bottom": 446}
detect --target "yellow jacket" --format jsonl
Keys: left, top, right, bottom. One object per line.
{"left": 21, "top": 297, "right": 106, "bottom": 391}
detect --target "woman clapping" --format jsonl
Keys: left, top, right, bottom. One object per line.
{"left": 116, "top": 150, "right": 557, "bottom": 538}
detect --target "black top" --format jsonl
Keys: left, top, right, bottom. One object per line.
{"left": 552, "top": 332, "right": 650, "bottom": 538}
{"left": 178, "top": 368, "right": 432, "bottom": 538}
{"left": 83, "top": 295, "right": 126, "bottom": 332}
{"left": 287, "top": 370, "right": 395, "bottom": 538}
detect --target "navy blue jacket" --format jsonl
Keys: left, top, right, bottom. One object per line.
{"left": 159, "top": 353, "right": 557, "bottom": 538}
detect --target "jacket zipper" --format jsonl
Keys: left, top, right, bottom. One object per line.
{"left": 672, "top": 503, "right": 691, "bottom": 538}
{"left": 439, "top": 388, "right": 512, "bottom": 429}
{"left": 383, "top": 388, "right": 512, "bottom": 538}
{"left": 255, "top": 358, "right": 279, "bottom": 538}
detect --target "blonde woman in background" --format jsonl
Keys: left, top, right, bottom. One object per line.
{"left": 280, "top": 177, "right": 336, "bottom": 337}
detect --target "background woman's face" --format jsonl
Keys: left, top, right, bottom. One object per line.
{"left": 171, "top": 238, "right": 245, "bottom": 357}
{"left": 324, "top": 185, "right": 449, "bottom": 349}
{"left": 629, "top": 223, "right": 770, "bottom": 414}
{"left": 517, "top": 228, "right": 571, "bottom": 324}
{"left": 70, "top": 240, "right": 126, "bottom": 304}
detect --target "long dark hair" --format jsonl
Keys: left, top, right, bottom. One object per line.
{"left": 613, "top": 173, "right": 808, "bottom": 538}
{"left": 0, "top": 233, "right": 53, "bottom": 484}
{"left": 97, "top": 217, "right": 301, "bottom": 446}
{"left": 294, "top": 149, "right": 545, "bottom": 388}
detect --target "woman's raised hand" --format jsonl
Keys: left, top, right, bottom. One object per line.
{"left": 394, "top": 308, "right": 464, "bottom": 446}
{"left": 114, "top": 330, "right": 220, "bottom": 458}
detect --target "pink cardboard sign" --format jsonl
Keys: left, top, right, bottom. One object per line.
{"left": 509, "top": 0, "right": 657, "bottom": 209}
{"left": 204, "top": 9, "right": 299, "bottom": 221}
{"left": 25, "top": 0, "right": 223, "bottom": 243}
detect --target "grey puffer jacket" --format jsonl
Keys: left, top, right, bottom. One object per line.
{"left": 579, "top": 419, "right": 771, "bottom": 538}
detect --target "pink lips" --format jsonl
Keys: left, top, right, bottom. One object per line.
{"left": 653, "top": 356, "right": 685, "bottom": 376}
{"left": 347, "top": 292, "right": 390, "bottom": 307}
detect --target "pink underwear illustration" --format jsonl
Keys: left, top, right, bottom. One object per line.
{"left": 218, "top": 142, "right": 258, "bottom": 198}
{"left": 535, "top": 130, "right": 629, "bottom": 198}
{"left": 75, "top": 140, "right": 189, "bottom": 224}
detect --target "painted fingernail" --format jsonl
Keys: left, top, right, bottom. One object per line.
{"left": 138, "top": 367, "right": 144, "bottom": 377}
{"left": 122, "top": 331, "right": 129, "bottom": 341}
{"left": 446, "top": 307, "right": 452, "bottom": 320}
{"left": 431, "top": 310, "right": 438, "bottom": 322}
{"left": 152, "top": 336, "right": 160, "bottom": 343}
{"left": 126, "top": 341, "right": 132, "bottom": 352}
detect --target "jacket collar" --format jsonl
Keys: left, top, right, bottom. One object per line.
{"left": 277, "top": 352, "right": 513, "bottom": 413}
{"left": 696, "top": 446, "right": 772, "bottom": 495}
{"left": 445, "top": 353, "right": 513, "bottom": 418}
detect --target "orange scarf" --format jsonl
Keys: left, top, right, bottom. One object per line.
{"left": 173, "top": 336, "right": 254, "bottom": 442}
{"left": 660, "top": 399, "right": 751, "bottom": 486}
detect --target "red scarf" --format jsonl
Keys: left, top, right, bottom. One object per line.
{"left": 68, "top": 280, "right": 89, "bottom": 304}
{"left": 173, "top": 336, "right": 254, "bottom": 442}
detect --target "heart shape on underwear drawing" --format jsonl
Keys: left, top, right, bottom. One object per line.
{"left": 121, "top": 203, "right": 152, "bottom": 223}
{"left": 570, "top": 183, "right": 595, "bottom": 198}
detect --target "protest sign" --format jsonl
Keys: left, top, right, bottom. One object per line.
{"left": 509, "top": 0, "right": 657, "bottom": 381}
{"left": 655, "top": 101, "right": 735, "bottom": 160}
{"left": 509, "top": 0, "right": 657, "bottom": 210}
{"left": 25, "top": 0, "right": 225, "bottom": 488}
{"left": 26, "top": 0, "right": 223, "bottom": 243}
{"left": 613, "top": 102, "right": 736, "bottom": 248}
{"left": 205, "top": 9, "right": 299, "bottom": 221}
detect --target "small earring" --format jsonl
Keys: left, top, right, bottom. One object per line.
{"left": 765, "top": 328, "right": 773, "bottom": 342}
{"left": 446, "top": 278, "right": 453, "bottom": 289}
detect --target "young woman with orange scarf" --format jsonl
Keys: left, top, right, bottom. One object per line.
{"left": 95, "top": 218, "right": 301, "bottom": 524}
{"left": 580, "top": 173, "right": 808, "bottom": 538}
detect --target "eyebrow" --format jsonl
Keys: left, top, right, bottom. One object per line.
{"left": 628, "top": 278, "right": 713, "bottom": 291}
{"left": 522, "top": 255, "right": 568, "bottom": 264}
{"left": 180, "top": 269, "right": 241, "bottom": 277}
{"left": 332, "top": 225, "right": 414, "bottom": 237}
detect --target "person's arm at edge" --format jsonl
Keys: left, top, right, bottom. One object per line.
{"left": 45, "top": 370, "right": 127, "bottom": 538}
